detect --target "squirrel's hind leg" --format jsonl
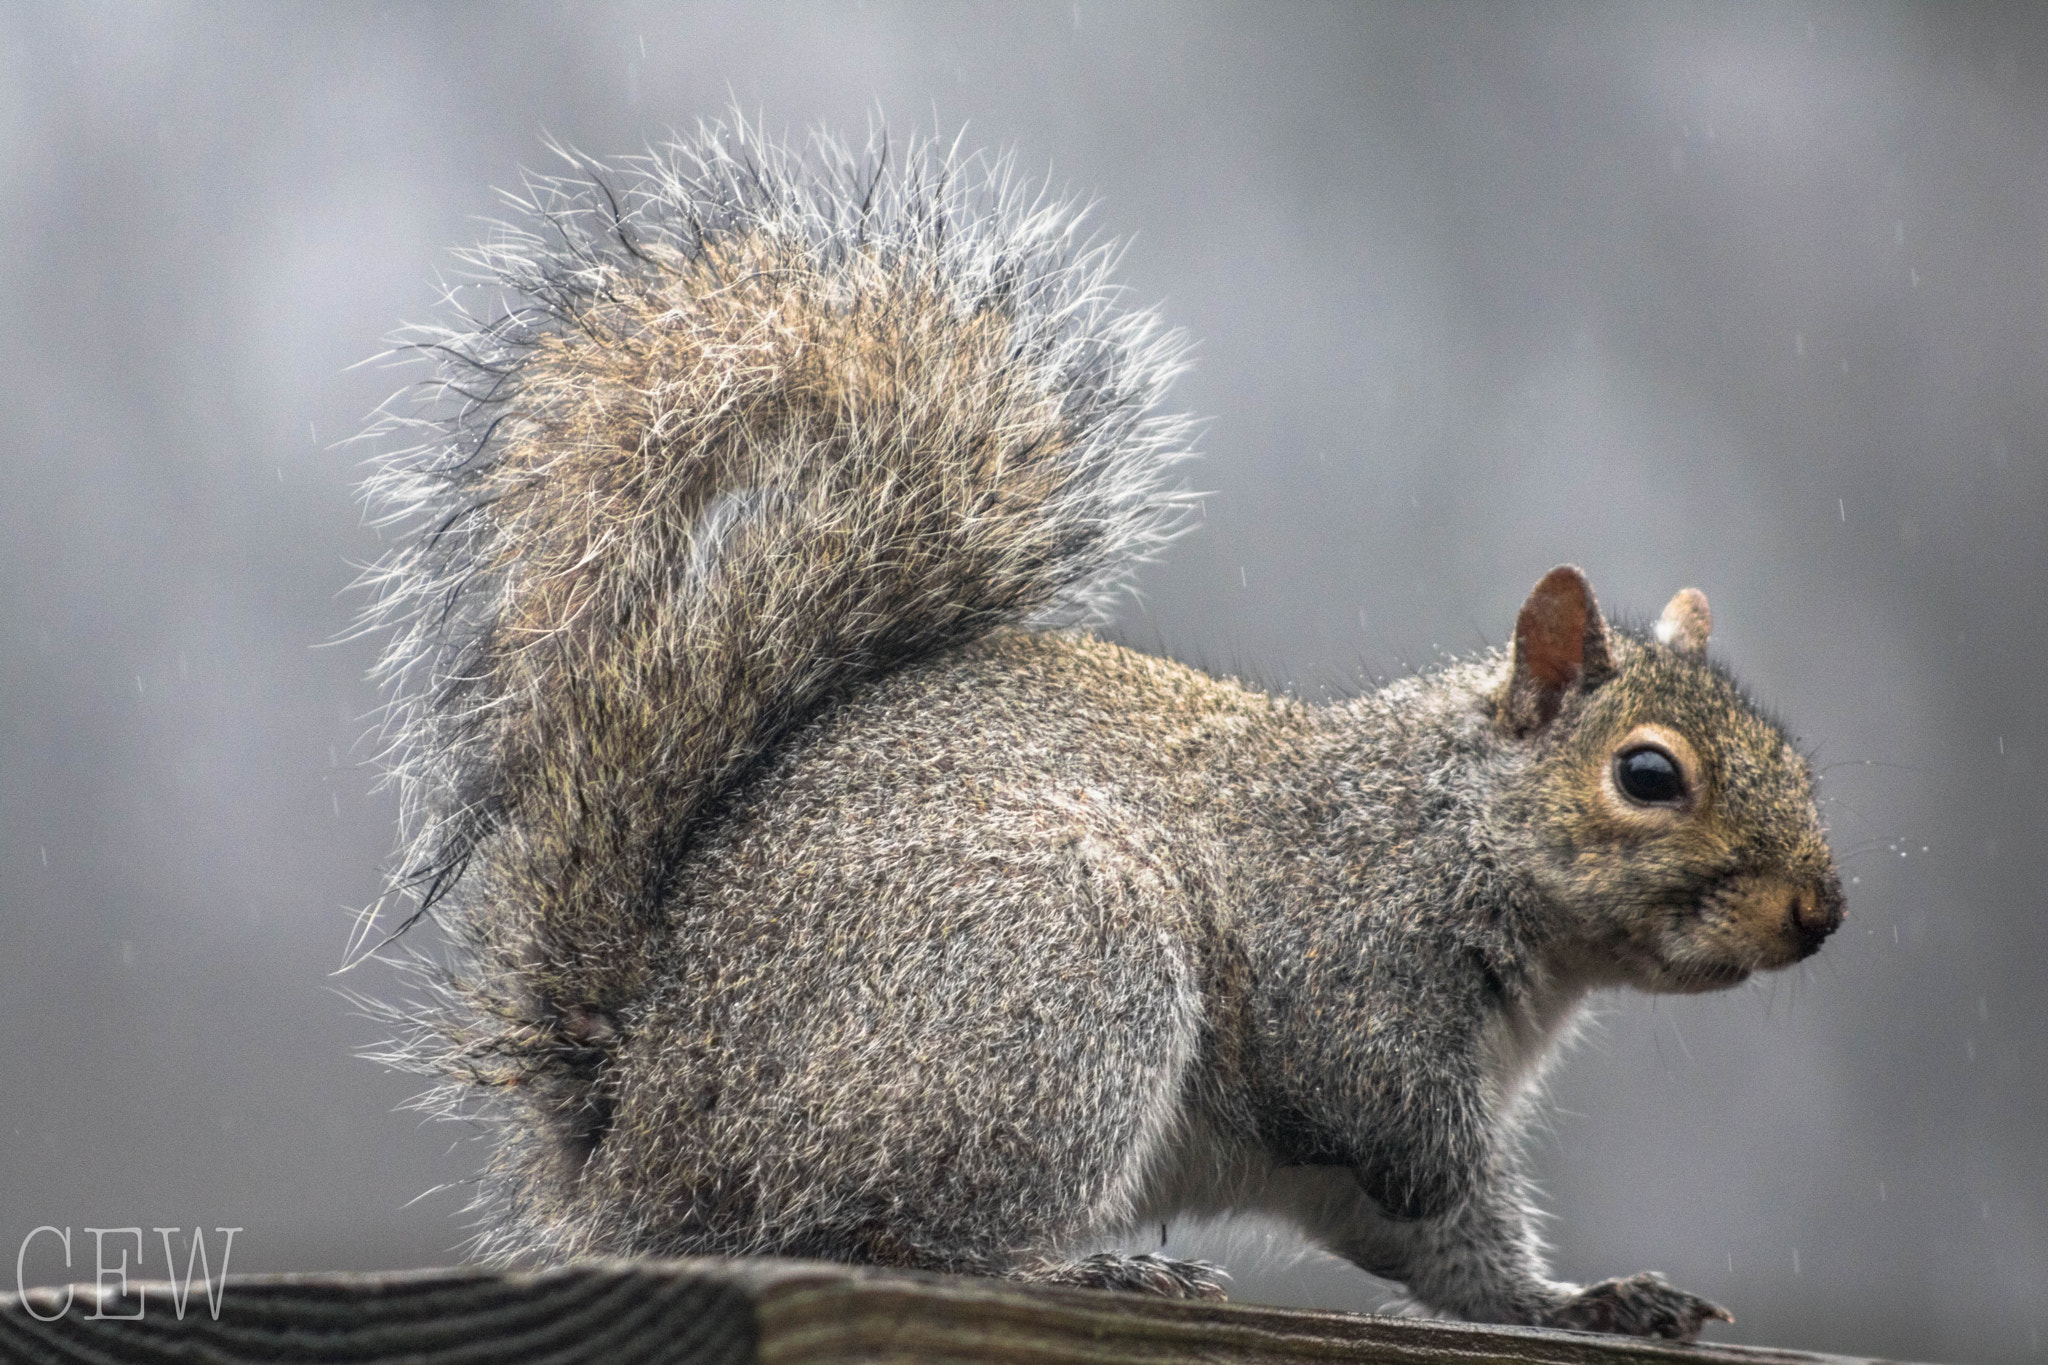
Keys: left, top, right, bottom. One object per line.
{"left": 1011, "top": 1252, "right": 1228, "bottom": 1300}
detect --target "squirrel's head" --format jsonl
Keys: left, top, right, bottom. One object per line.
{"left": 1494, "top": 566, "right": 1844, "bottom": 994}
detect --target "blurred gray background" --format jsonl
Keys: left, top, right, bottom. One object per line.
{"left": 1, "top": 3, "right": 2042, "bottom": 1361}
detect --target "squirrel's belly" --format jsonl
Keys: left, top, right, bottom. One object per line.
{"left": 1129, "top": 1111, "right": 1280, "bottom": 1225}
{"left": 1128, "top": 1111, "right": 1396, "bottom": 1251}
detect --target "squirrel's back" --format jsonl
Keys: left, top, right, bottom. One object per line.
{"left": 357, "top": 120, "right": 1196, "bottom": 1256}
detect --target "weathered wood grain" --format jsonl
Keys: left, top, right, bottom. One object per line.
{"left": 0, "top": 1259, "right": 1913, "bottom": 1365}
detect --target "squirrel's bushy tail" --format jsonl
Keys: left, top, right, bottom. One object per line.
{"left": 354, "top": 117, "right": 1193, "bottom": 1241}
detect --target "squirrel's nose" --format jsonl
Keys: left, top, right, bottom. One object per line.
{"left": 1789, "top": 875, "right": 1846, "bottom": 958}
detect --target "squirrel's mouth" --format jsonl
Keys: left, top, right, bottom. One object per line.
{"left": 1650, "top": 868, "right": 1844, "bottom": 992}
{"left": 1647, "top": 955, "right": 1752, "bottom": 995}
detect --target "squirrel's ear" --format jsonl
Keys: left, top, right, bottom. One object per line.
{"left": 1654, "top": 587, "right": 1712, "bottom": 655}
{"left": 1503, "top": 565, "right": 1613, "bottom": 736}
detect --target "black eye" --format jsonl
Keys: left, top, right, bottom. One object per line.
{"left": 1615, "top": 745, "right": 1686, "bottom": 805}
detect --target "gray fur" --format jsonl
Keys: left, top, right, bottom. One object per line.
{"left": 355, "top": 119, "right": 1840, "bottom": 1342}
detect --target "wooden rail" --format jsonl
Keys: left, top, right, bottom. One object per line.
{"left": 0, "top": 1259, "right": 1910, "bottom": 1365}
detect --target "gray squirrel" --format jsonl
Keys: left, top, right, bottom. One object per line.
{"left": 357, "top": 120, "right": 1844, "bottom": 1341}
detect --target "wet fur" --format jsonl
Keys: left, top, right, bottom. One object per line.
{"left": 357, "top": 119, "right": 1838, "bottom": 1338}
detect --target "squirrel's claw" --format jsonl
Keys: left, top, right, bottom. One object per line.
{"left": 1542, "top": 1272, "right": 1732, "bottom": 1341}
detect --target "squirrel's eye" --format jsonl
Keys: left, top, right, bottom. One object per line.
{"left": 1615, "top": 745, "right": 1686, "bottom": 806}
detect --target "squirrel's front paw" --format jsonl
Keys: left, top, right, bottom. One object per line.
{"left": 1541, "top": 1272, "right": 1732, "bottom": 1341}
{"left": 1013, "top": 1252, "right": 1228, "bottom": 1300}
